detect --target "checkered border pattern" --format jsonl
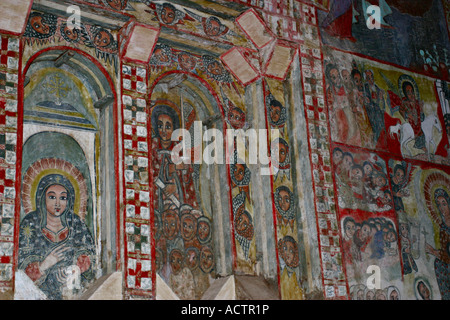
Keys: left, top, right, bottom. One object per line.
{"left": 121, "top": 63, "right": 154, "bottom": 298}
{"left": 297, "top": 4, "right": 348, "bottom": 299}
{"left": 0, "top": 35, "right": 20, "bottom": 291}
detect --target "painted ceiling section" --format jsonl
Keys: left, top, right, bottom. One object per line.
{"left": 0, "top": 0, "right": 448, "bottom": 302}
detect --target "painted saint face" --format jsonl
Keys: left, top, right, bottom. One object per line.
{"left": 399, "top": 223, "right": 409, "bottom": 237}
{"left": 277, "top": 142, "right": 288, "bottom": 164}
{"left": 197, "top": 220, "right": 210, "bottom": 242}
{"left": 351, "top": 168, "right": 363, "bottom": 181}
{"left": 344, "top": 220, "right": 356, "bottom": 239}
{"left": 374, "top": 175, "right": 387, "bottom": 188}
{"left": 185, "top": 248, "right": 199, "bottom": 270}
{"left": 418, "top": 282, "right": 430, "bottom": 300}
{"left": 162, "top": 210, "right": 179, "bottom": 240}
{"left": 207, "top": 61, "right": 223, "bottom": 76}
{"left": 333, "top": 150, "right": 343, "bottom": 165}
{"left": 169, "top": 250, "right": 183, "bottom": 275}
{"left": 366, "top": 291, "right": 375, "bottom": 300}
{"left": 94, "top": 30, "right": 111, "bottom": 48}
{"left": 30, "top": 15, "right": 50, "bottom": 35}
{"left": 236, "top": 211, "right": 251, "bottom": 235}
{"left": 393, "top": 168, "right": 405, "bottom": 184}
{"left": 228, "top": 108, "right": 245, "bottom": 129}
{"left": 329, "top": 68, "right": 341, "bottom": 87}
{"left": 154, "top": 48, "right": 170, "bottom": 63}
{"left": 363, "top": 163, "right": 373, "bottom": 176}
{"left": 281, "top": 240, "right": 298, "bottom": 268}
{"left": 233, "top": 164, "right": 245, "bottom": 182}
{"left": 360, "top": 224, "right": 372, "bottom": 241}
{"left": 365, "top": 71, "right": 374, "bottom": 86}
{"left": 341, "top": 69, "right": 351, "bottom": 87}
{"left": 383, "top": 230, "right": 396, "bottom": 243}
{"left": 45, "top": 184, "right": 68, "bottom": 217}
{"left": 161, "top": 5, "right": 176, "bottom": 24}
{"left": 352, "top": 73, "right": 363, "bottom": 91}
{"left": 356, "top": 290, "right": 364, "bottom": 300}
{"left": 63, "top": 26, "right": 79, "bottom": 41}
{"left": 278, "top": 189, "right": 291, "bottom": 212}
{"left": 437, "top": 196, "right": 450, "bottom": 218}
{"left": 200, "top": 246, "right": 214, "bottom": 272}
{"left": 376, "top": 290, "right": 386, "bottom": 300}
{"left": 389, "top": 289, "right": 399, "bottom": 300}
{"left": 205, "top": 19, "right": 221, "bottom": 36}
{"left": 342, "top": 155, "right": 353, "bottom": 171}
{"left": 181, "top": 214, "right": 196, "bottom": 241}
{"left": 270, "top": 104, "right": 282, "bottom": 124}
{"left": 178, "top": 53, "right": 196, "bottom": 71}
{"left": 106, "top": 0, "right": 126, "bottom": 10}
{"left": 405, "top": 84, "right": 415, "bottom": 102}
{"left": 158, "top": 114, "right": 174, "bottom": 142}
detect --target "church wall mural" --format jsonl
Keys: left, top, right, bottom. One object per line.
{"left": 0, "top": 0, "right": 448, "bottom": 300}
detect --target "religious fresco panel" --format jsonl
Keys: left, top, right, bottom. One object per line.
{"left": 318, "top": 0, "right": 450, "bottom": 80}
{"left": 324, "top": 47, "right": 450, "bottom": 166}
{"left": 332, "top": 144, "right": 402, "bottom": 295}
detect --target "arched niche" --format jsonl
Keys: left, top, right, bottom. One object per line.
{"left": 149, "top": 71, "right": 233, "bottom": 299}
{"left": 15, "top": 47, "right": 119, "bottom": 299}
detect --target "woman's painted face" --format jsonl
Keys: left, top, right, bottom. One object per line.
{"left": 46, "top": 184, "right": 68, "bottom": 217}
{"left": 278, "top": 190, "right": 291, "bottom": 212}
{"left": 169, "top": 250, "right": 183, "bottom": 275}
{"left": 198, "top": 221, "right": 210, "bottom": 242}
{"left": 437, "top": 196, "right": 450, "bottom": 217}
{"left": 94, "top": 31, "right": 111, "bottom": 48}
{"left": 31, "top": 16, "right": 50, "bottom": 35}
{"left": 157, "top": 114, "right": 174, "bottom": 142}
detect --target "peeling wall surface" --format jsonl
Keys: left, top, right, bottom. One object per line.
{"left": 0, "top": 0, "right": 449, "bottom": 300}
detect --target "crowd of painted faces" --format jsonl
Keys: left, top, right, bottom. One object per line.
{"left": 333, "top": 147, "right": 393, "bottom": 212}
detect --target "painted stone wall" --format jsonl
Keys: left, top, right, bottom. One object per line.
{"left": 0, "top": 0, "right": 448, "bottom": 300}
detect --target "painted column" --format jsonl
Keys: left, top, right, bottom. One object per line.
{"left": 0, "top": 35, "right": 21, "bottom": 299}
